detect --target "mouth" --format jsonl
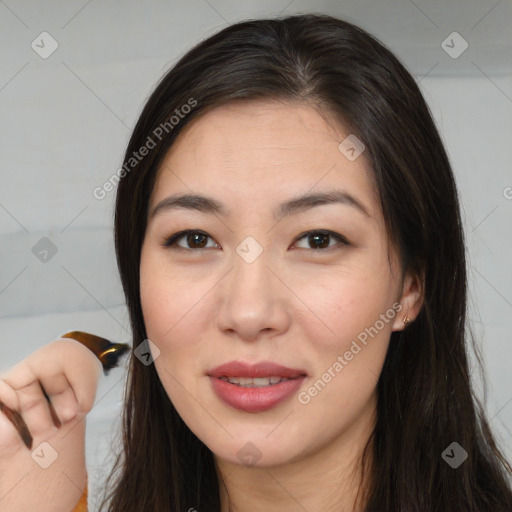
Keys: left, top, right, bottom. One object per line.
{"left": 207, "top": 360, "right": 307, "bottom": 412}
{"left": 217, "top": 375, "right": 298, "bottom": 387}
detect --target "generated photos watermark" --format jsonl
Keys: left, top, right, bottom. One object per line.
{"left": 93, "top": 97, "right": 197, "bottom": 200}
{"left": 298, "top": 302, "right": 403, "bottom": 405}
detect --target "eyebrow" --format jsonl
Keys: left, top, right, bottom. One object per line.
{"left": 149, "top": 189, "right": 371, "bottom": 221}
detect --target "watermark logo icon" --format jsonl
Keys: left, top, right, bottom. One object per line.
{"left": 237, "top": 442, "right": 262, "bottom": 466}
{"left": 442, "top": 441, "right": 468, "bottom": 468}
{"left": 134, "top": 338, "right": 161, "bottom": 365}
{"left": 236, "top": 236, "right": 263, "bottom": 264}
{"left": 441, "top": 32, "right": 468, "bottom": 59}
{"left": 338, "top": 134, "right": 365, "bottom": 161}
{"left": 31, "top": 32, "right": 59, "bottom": 59}
{"left": 31, "top": 441, "right": 58, "bottom": 469}
{"left": 32, "top": 237, "right": 58, "bottom": 263}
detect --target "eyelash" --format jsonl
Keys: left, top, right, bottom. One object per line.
{"left": 162, "top": 229, "right": 350, "bottom": 253}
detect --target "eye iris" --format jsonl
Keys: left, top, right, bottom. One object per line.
{"left": 309, "top": 233, "right": 330, "bottom": 249}
{"left": 188, "top": 232, "right": 208, "bottom": 248}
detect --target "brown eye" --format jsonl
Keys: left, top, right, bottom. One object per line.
{"left": 184, "top": 232, "right": 209, "bottom": 249}
{"left": 163, "top": 230, "right": 218, "bottom": 250}
{"left": 293, "top": 230, "right": 349, "bottom": 251}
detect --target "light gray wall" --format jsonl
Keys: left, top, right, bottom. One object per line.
{"left": 1, "top": 1, "right": 511, "bottom": 509}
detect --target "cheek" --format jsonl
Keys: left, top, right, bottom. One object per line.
{"left": 295, "top": 268, "right": 394, "bottom": 347}
{"left": 140, "top": 257, "right": 212, "bottom": 437}
{"left": 141, "top": 249, "right": 198, "bottom": 337}
{"left": 139, "top": 249, "right": 214, "bottom": 375}
{"left": 294, "top": 270, "right": 396, "bottom": 404}
{"left": 139, "top": 255, "right": 206, "bottom": 421}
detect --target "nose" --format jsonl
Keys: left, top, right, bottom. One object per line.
{"left": 215, "top": 247, "right": 291, "bottom": 342}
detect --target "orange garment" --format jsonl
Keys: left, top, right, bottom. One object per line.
{"left": 72, "top": 474, "right": 88, "bottom": 512}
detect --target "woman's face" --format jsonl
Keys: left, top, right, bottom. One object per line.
{"left": 140, "top": 100, "right": 420, "bottom": 469}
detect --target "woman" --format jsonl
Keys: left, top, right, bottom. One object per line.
{"left": 1, "top": 13, "right": 511, "bottom": 512}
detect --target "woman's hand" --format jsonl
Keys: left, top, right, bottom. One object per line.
{"left": 0, "top": 336, "right": 104, "bottom": 512}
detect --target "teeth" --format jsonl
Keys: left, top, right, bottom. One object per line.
{"left": 219, "top": 376, "right": 291, "bottom": 387}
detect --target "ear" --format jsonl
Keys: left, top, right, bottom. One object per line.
{"left": 392, "top": 269, "right": 424, "bottom": 331}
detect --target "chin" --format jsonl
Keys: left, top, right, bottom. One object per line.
{"left": 207, "top": 435, "right": 304, "bottom": 469}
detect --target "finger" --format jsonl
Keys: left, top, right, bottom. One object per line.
{"left": 1, "top": 365, "right": 68, "bottom": 443}
{"left": 41, "top": 372, "right": 80, "bottom": 424}
{"left": 15, "top": 380, "right": 59, "bottom": 441}
{"left": 0, "top": 377, "right": 21, "bottom": 411}
{"left": 1, "top": 352, "right": 56, "bottom": 391}
{"left": 40, "top": 381, "right": 62, "bottom": 428}
{"left": 2, "top": 339, "right": 103, "bottom": 414}
{"left": 0, "top": 378, "right": 32, "bottom": 449}
{"left": 51, "top": 339, "right": 103, "bottom": 413}
{"left": 1, "top": 362, "right": 60, "bottom": 438}
{"left": 0, "top": 400, "right": 33, "bottom": 449}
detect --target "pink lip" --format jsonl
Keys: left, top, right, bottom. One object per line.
{"left": 208, "top": 361, "right": 307, "bottom": 379}
{"left": 208, "top": 361, "right": 307, "bottom": 413}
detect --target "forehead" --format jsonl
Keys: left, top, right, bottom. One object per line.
{"left": 152, "top": 100, "right": 380, "bottom": 220}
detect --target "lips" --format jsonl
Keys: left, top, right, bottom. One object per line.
{"left": 208, "top": 360, "right": 308, "bottom": 412}
{"left": 208, "top": 361, "right": 307, "bottom": 379}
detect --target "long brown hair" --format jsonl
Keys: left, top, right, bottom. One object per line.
{"left": 99, "top": 13, "right": 512, "bottom": 511}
